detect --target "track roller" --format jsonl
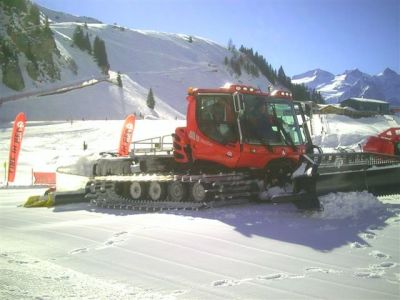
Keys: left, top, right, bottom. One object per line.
{"left": 168, "top": 181, "right": 187, "bottom": 202}
{"left": 129, "top": 181, "right": 147, "bottom": 200}
{"left": 190, "top": 182, "right": 207, "bottom": 202}
{"left": 148, "top": 181, "right": 167, "bottom": 201}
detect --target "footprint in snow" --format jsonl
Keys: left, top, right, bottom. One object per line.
{"left": 349, "top": 242, "right": 368, "bottom": 249}
{"left": 354, "top": 262, "right": 397, "bottom": 279}
{"left": 113, "top": 231, "right": 128, "bottom": 237}
{"left": 354, "top": 270, "right": 385, "bottom": 279}
{"left": 170, "top": 290, "right": 188, "bottom": 296}
{"left": 305, "top": 267, "right": 342, "bottom": 274}
{"left": 104, "top": 240, "right": 115, "bottom": 246}
{"left": 371, "top": 261, "right": 397, "bottom": 270}
{"left": 386, "top": 217, "right": 400, "bottom": 224}
{"left": 361, "top": 232, "right": 376, "bottom": 240}
{"left": 369, "top": 250, "right": 390, "bottom": 259}
{"left": 258, "top": 273, "right": 286, "bottom": 281}
{"left": 212, "top": 279, "right": 241, "bottom": 287}
{"left": 102, "top": 231, "right": 129, "bottom": 248}
{"left": 258, "top": 273, "right": 304, "bottom": 281}
{"left": 69, "top": 248, "right": 89, "bottom": 254}
{"left": 212, "top": 278, "right": 252, "bottom": 287}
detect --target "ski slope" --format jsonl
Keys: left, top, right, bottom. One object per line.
{"left": 0, "top": 22, "right": 271, "bottom": 122}
{"left": 0, "top": 115, "right": 399, "bottom": 299}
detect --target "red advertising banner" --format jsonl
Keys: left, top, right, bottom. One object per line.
{"left": 33, "top": 172, "right": 56, "bottom": 186}
{"left": 118, "top": 114, "right": 136, "bottom": 156}
{"left": 8, "top": 112, "right": 26, "bottom": 183}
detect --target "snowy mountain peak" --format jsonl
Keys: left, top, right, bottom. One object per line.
{"left": 342, "top": 69, "right": 369, "bottom": 82}
{"left": 292, "top": 69, "right": 333, "bottom": 80}
{"left": 379, "top": 67, "right": 399, "bottom": 78}
{"left": 343, "top": 68, "right": 362, "bottom": 75}
{"left": 293, "top": 68, "right": 400, "bottom": 105}
{"left": 291, "top": 69, "right": 335, "bottom": 90}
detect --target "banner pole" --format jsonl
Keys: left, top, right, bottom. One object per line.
{"left": 3, "top": 161, "right": 6, "bottom": 186}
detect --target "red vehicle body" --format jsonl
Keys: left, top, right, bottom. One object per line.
{"left": 173, "top": 84, "right": 310, "bottom": 179}
{"left": 363, "top": 127, "right": 400, "bottom": 156}
{"left": 87, "top": 84, "right": 400, "bottom": 211}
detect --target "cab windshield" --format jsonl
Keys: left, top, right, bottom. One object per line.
{"left": 196, "top": 93, "right": 304, "bottom": 146}
{"left": 239, "top": 95, "right": 304, "bottom": 146}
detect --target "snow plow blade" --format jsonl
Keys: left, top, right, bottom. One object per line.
{"left": 24, "top": 194, "right": 54, "bottom": 208}
{"left": 304, "top": 152, "right": 400, "bottom": 196}
{"left": 53, "top": 191, "right": 88, "bottom": 205}
{"left": 275, "top": 152, "right": 400, "bottom": 211}
{"left": 24, "top": 190, "right": 87, "bottom": 208}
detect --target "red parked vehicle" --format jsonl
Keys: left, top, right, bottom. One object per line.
{"left": 363, "top": 127, "right": 400, "bottom": 156}
{"left": 174, "top": 85, "right": 308, "bottom": 175}
{"left": 83, "top": 84, "right": 400, "bottom": 211}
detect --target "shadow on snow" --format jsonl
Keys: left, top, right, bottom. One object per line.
{"left": 52, "top": 196, "right": 400, "bottom": 252}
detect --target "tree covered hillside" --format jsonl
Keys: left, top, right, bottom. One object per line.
{"left": 0, "top": 0, "right": 61, "bottom": 90}
{"left": 1, "top": 1, "right": 325, "bottom": 122}
{"left": 233, "top": 44, "right": 324, "bottom": 103}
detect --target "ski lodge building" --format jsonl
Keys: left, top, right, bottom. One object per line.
{"left": 314, "top": 97, "right": 390, "bottom": 117}
{"left": 340, "top": 97, "right": 390, "bottom": 115}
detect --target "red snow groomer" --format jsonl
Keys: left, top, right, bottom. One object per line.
{"left": 84, "top": 84, "right": 400, "bottom": 211}
{"left": 363, "top": 127, "right": 400, "bottom": 156}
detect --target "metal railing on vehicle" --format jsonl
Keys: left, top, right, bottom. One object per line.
{"left": 131, "top": 135, "right": 173, "bottom": 156}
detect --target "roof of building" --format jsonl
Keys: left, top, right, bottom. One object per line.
{"left": 344, "top": 97, "right": 388, "bottom": 104}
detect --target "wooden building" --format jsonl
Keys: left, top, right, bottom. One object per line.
{"left": 340, "top": 97, "right": 390, "bottom": 115}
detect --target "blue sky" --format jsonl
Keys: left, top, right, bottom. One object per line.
{"left": 34, "top": 0, "right": 399, "bottom": 76}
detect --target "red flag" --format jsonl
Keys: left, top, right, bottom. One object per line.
{"left": 118, "top": 114, "right": 136, "bottom": 156}
{"left": 8, "top": 112, "right": 26, "bottom": 183}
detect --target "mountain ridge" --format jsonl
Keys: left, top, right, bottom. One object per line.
{"left": 292, "top": 68, "right": 400, "bottom": 105}
{"left": 2, "top": 1, "right": 398, "bottom": 123}
{"left": 0, "top": 1, "right": 272, "bottom": 121}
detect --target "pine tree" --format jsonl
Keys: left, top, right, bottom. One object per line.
{"left": 277, "top": 66, "right": 289, "bottom": 85}
{"left": 117, "top": 71, "right": 123, "bottom": 87}
{"left": 73, "top": 25, "right": 85, "bottom": 50}
{"left": 227, "top": 38, "right": 234, "bottom": 51}
{"left": 93, "top": 36, "right": 109, "bottom": 74}
{"left": 73, "top": 26, "right": 92, "bottom": 54}
{"left": 3, "top": 0, "right": 27, "bottom": 11}
{"left": 84, "top": 33, "right": 91, "bottom": 54}
{"left": 28, "top": 4, "right": 40, "bottom": 25}
{"left": 44, "top": 16, "right": 53, "bottom": 36}
{"left": 147, "top": 88, "right": 155, "bottom": 109}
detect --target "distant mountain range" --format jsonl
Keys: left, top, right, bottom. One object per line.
{"left": 292, "top": 68, "right": 400, "bottom": 106}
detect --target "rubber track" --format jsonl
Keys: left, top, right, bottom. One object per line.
{"left": 89, "top": 173, "right": 259, "bottom": 211}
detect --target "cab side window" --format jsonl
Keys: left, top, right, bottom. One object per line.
{"left": 197, "top": 96, "right": 237, "bottom": 144}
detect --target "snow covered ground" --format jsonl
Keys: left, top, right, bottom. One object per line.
{"left": 1, "top": 189, "right": 399, "bottom": 299}
{"left": 0, "top": 115, "right": 399, "bottom": 299}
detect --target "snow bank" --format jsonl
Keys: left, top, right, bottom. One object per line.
{"left": 316, "top": 191, "right": 385, "bottom": 219}
{"left": 312, "top": 114, "right": 399, "bottom": 152}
